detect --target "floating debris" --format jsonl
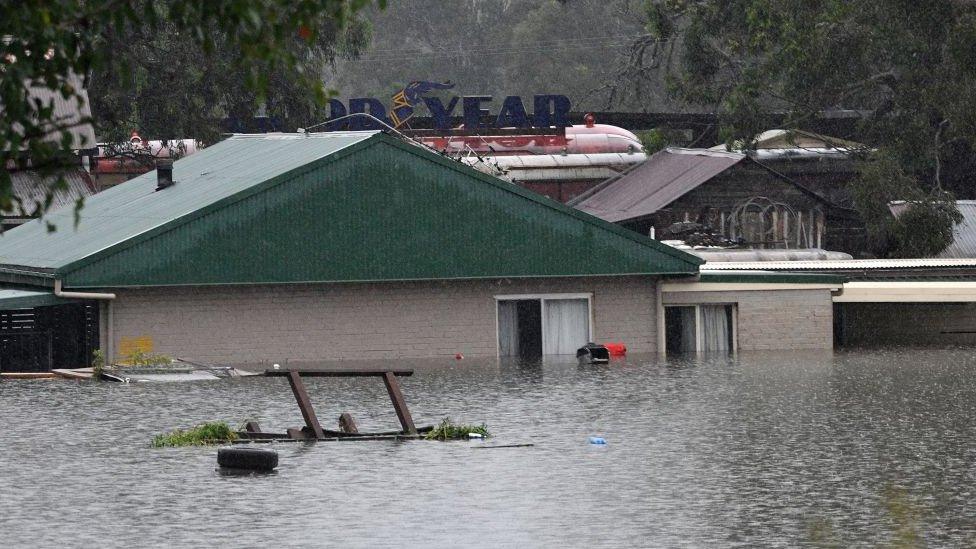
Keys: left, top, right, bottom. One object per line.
{"left": 425, "top": 418, "right": 490, "bottom": 441}
{"left": 151, "top": 422, "right": 238, "bottom": 447}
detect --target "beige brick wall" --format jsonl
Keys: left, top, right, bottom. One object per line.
{"left": 662, "top": 288, "right": 834, "bottom": 350}
{"left": 106, "top": 276, "right": 659, "bottom": 364}
{"left": 839, "top": 302, "right": 976, "bottom": 347}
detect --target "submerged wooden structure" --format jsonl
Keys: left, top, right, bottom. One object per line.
{"left": 235, "top": 367, "right": 431, "bottom": 443}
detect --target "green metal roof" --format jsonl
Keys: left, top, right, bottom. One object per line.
{"left": 0, "top": 132, "right": 374, "bottom": 271}
{"left": 0, "top": 132, "right": 701, "bottom": 288}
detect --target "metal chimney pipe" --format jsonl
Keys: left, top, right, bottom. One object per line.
{"left": 155, "top": 143, "right": 174, "bottom": 191}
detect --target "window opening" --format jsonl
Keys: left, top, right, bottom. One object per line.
{"left": 665, "top": 304, "right": 735, "bottom": 353}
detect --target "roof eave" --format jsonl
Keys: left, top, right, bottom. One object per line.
{"left": 0, "top": 264, "right": 58, "bottom": 287}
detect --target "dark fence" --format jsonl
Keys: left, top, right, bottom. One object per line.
{"left": 0, "top": 302, "right": 99, "bottom": 373}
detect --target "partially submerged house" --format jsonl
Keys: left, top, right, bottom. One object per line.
{"left": 703, "top": 258, "right": 976, "bottom": 348}
{"left": 572, "top": 131, "right": 868, "bottom": 255}
{"left": 0, "top": 131, "right": 841, "bottom": 371}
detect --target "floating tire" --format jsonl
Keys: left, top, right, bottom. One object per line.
{"left": 217, "top": 448, "right": 278, "bottom": 472}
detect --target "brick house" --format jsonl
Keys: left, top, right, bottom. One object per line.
{"left": 0, "top": 132, "right": 840, "bottom": 371}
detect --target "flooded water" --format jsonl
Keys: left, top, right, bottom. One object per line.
{"left": 3, "top": 349, "right": 976, "bottom": 547}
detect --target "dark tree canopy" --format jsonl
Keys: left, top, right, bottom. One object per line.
{"left": 645, "top": 0, "right": 976, "bottom": 256}
{"left": 88, "top": 5, "right": 373, "bottom": 143}
{"left": 1, "top": 0, "right": 378, "bottom": 223}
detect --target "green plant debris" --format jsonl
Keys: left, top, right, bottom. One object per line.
{"left": 151, "top": 422, "right": 238, "bottom": 448}
{"left": 91, "top": 349, "right": 105, "bottom": 381}
{"left": 425, "top": 418, "right": 490, "bottom": 441}
{"left": 121, "top": 349, "right": 173, "bottom": 367}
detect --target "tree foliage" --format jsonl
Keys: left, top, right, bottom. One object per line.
{"left": 89, "top": 4, "right": 374, "bottom": 143}
{"left": 851, "top": 151, "right": 962, "bottom": 257}
{"left": 1, "top": 0, "right": 378, "bottom": 221}
{"left": 645, "top": 0, "right": 976, "bottom": 256}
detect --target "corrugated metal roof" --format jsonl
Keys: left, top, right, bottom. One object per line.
{"left": 697, "top": 271, "right": 846, "bottom": 284}
{"left": 0, "top": 132, "right": 701, "bottom": 287}
{"left": 573, "top": 147, "right": 745, "bottom": 223}
{"left": 0, "top": 288, "right": 71, "bottom": 309}
{"left": 0, "top": 132, "right": 375, "bottom": 270}
{"left": 709, "top": 129, "right": 865, "bottom": 152}
{"left": 5, "top": 169, "right": 96, "bottom": 219}
{"left": 690, "top": 248, "right": 853, "bottom": 262}
{"left": 26, "top": 73, "right": 96, "bottom": 149}
{"left": 701, "top": 258, "right": 976, "bottom": 270}
{"left": 890, "top": 200, "right": 976, "bottom": 259}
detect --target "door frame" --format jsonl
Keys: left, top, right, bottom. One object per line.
{"left": 663, "top": 303, "right": 738, "bottom": 353}
{"left": 494, "top": 293, "right": 594, "bottom": 357}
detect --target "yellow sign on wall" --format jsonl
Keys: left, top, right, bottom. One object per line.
{"left": 118, "top": 335, "right": 154, "bottom": 358}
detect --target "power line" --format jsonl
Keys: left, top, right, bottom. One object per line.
{"left": 337, "top": 35, "right": 672, "bottom": 64}
{"left": 340, "top": 42, "right": 662, "bottom": 64}
{"left": 362, "top": 33, "right": 657, "bottom": 54}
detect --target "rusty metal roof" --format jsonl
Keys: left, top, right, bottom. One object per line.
{"left": 5, "top": 168, "right": 96, "bottom": 219}
{"left": 572, "top": 148, "right": 745, "bottom": 222}
{"left": 25, "top": 73, "right": 96, "bottom": 149}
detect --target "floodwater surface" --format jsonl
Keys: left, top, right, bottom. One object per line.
{"left": 3, "top": 349, "right": 976, "bottom": 547}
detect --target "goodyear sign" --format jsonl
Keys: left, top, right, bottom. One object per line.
{"left": 325, "top": 80, "right": 572, "bottom": 131}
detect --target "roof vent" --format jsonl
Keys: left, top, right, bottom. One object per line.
{"left": 155, "top": 143, "right": 174, "bottom": 191}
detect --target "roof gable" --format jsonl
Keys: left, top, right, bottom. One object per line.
{"left": 0, "top": 132, "right": 375, "bottom": 271}
{"left": 0, "top": 133, "right": 700, "bottom": 287}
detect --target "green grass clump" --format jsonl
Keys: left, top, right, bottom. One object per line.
{"left": 151, "top": 421, "right": 238, "bottom": 448}
{"left": 425, "top": 418, "right": 490, "bottom": 440}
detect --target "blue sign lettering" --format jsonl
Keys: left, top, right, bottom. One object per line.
{"left": 422, "top": 96, "right": 460, "bottom": 129}
{"left": 495, "top": 96, "right": 531, "bottom": 128}
{"left": 462, "top": 96, "right": 492, "bottom": 129}
{"left": 322, "top": 89, "right": 572, "bottom": 131}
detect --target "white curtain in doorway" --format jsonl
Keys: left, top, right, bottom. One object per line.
{"left": 701, "top": 305, "right": 730, "bottom": 352}
{"left": 543, "top": 299, "right": 589, "bottom": 355}
{"left": 497, "top": 300, "right": 518, "bottom": 356}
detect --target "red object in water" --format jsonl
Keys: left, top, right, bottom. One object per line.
{"left": 603, "top": 343, "right": 627, "bottom": 356}
{"left": 455, "top": 353, "right": 464, "bottom": 360}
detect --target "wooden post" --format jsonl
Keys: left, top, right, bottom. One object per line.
{"left": 338, "top": 413, "right": 359, "bottom": 434}
{"left": 286, "top": 370, "right": 326, "bottom": 439}
{"left": 382, "top": 371, "right": 417, "bottom": 435}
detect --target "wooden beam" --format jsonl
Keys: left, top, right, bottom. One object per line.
{"left": 266, "top": 368, "right": 413, "bottom": 378}
{"left": 382, "top": 371, "right": 417, "bottom": 435}
{"left": 286, "top": 370, "right": 326, "bottom": 439}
